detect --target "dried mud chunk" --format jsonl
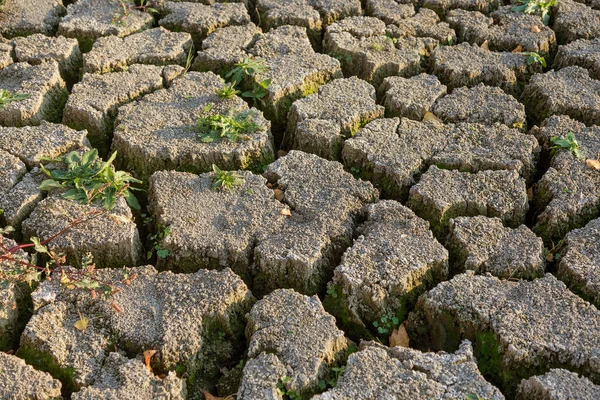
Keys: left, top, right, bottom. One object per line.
{"left": 19, "top": 265, "right": 254, "bottom": 393}
{"left": 285, "top": 76, "right": 384, "bottom": 159}
{"left": 557, "top": 217, "right": 600, "bottom": 308}
{"left": 0, "top": 38, "right": 13, "bottom": 70}
{"left": 11, "top": 34, "right": 82, "bottom": 82}
{"left": 447, "top": 216, "right": 545, "bottom": 279}
{"left": 83, "top": 27, "right": 193, "bottom": 74}
{"left": 58, "top": 0, "right": 153, "bottom": 50}
{"left": 365, "top": 0, "right": 415, "bottom": 25}
{"left": 313, "top": 341, "right": 504, "bottom": 400}
{"left": 378, "top": 73, "right": 447, "bottom": 120}
{"left": 447, "top": 7, "right": 556, "bottom": 56}
{"left": 343, "top": 118, "right": 538, "bottom": 200}
{"left": 63, "top": 65, "right": 166, "bottom": 153}
{"left": 147, "top": 169, "right": 285, "bottom": 279}
{"left": 253, "top": 151, "right": 378, "bottom": 296}
{"left": 430, "top": 42, "right": 540, "bottom": 96}
{"left": 0, "top": 62, "right": 68, "bottom": 127}
{"left": 0, "top": 0, "right": 65, "bottom": 38}
{"left": 323, "top": 16, "right": 430, "bottom": 87}
{"left": 22, "top": 196, "right": 143, "bottom": 269}
{"left": 71, "top": 352, "right": 186, "bottom": 400}
{"left": 112, "top": 71, "right": 274, "bottom": 180}
{"left": 431, "top": 83, "right": 527, "bottom": 130}
{"left": 521, "top": 66, "right": 600, "bottom": 126}
{"left": 554, "top": 37, "right": 600, "bottom": 80}
{"left": 516, "top": 369, "right": 600, "bottom": 400}
{"left": 0, "top": 352, "right": 62, "bottom": 399}
{"left": 407, "top": 166, "right": 528, "bottom": 237}
{"left": 407, "top": 272, "right": 600, "bottom": 396}
{"left": 389, "top": 8, "right": 456, "bottom": 44}
{"left": 324, "top": 201, "right": 448, "bottom": 338}
{"left": 0, "top": 150, "right": 26, "bottom": 196}
{"left": 421, "top": 0, "right": 503, "bottom": 17}
{"left": 158, "top": 1, "right": 250, "bottom": 45}
{"left": 553, "top": 0, "right": 600, "bottom": 44}
{"left": 242, "top": 289, "right": 353, "bottom": 397}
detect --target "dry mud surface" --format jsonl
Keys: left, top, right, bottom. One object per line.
{"left": 1, "top": 0, "right": 600, "bottom": 399}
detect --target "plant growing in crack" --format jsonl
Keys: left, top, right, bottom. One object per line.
{"left": 0, "top": 89, "right": 29, "bottom": 108}
{"left": 373, "top": 312, "right": 400, "bottom": 336}
{"left": 211, "top": 164, "right": 244, "bottom": 191}
{"left": 39, "top": 149, "right": 142, "bottom": 211}
{"left": 522, "top": 52, "right": 547, "bottom": 67}
{"left": 512, "top": 0, "right": 556, "bottom": 25}
{"left": 112, "top": 0, "right": 162, "bottom": 25}
{"left": 550, "top": 131, "right": 584, "bottom": 159}
{"left": 224, "top": 57, "right": 271, "bottom": 106}
{"left": 317, "top": 366, "right": 345, "bottom": 391}
{"left": 197, "top": 107, "right": 259, "bottom": 143}
{"left": 276, "top": 376, "right": 302, "bottom": 400}
{"left": 216, "top": 82, "right": 241, "bottom": 99}
{"left": 147, "top": 222, "right": 171, "bottom": 259}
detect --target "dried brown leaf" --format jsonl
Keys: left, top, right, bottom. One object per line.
{"left": 280, "top": 208, "right": 291, "bottom": 217}
{"left": 203, "top": 391, "right": 234, "bottom": 400}
{"left": 143, "top": 349, "right": 157, "bottom": 371}
{"left": 586, "top": 159, "right": 600, "bottom": 170}
{"left": 389, "top": 321, "right": 410, "bottom": 348}
{"left": 512, "top": 45, "right": 523, "bottom": 53}
{"left": 480, "top": 40, "right": 489, "bottom": 50}
{"left": 111, "top": 302, "right": 124, "bottom": 313}
{"left": 530, "top": 25, "right": 541, "bottom": 33}
{"left": 74, "top": 315, "right": 89, "bottom": 331}
{"left": 422, "top": 111, "right": 442, "bottom": 123}
{"left": 274, "top": 189, "right": 284, "bottom": 201}
{"left": 527, "top": 187, "right": 533, "bottom": 201}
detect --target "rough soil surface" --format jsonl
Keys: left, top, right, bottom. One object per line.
{"left": 2, "top": 1, "right": 600, "bottom": 399}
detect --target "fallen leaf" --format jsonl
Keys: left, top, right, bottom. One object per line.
{"left": 530, "top": 25, "right": 541, "bottom": 33}
{"left": 422, "top": 111, "right": 442, "bottom": 123}
{"left": 143, "top": 349, "right": 157, "bottom": 371}
{"left": 586, "top": 159, "right": 600, "bottom": 170}
{"left": 277, "top": 150, "right": 288, "bottom": 158}
{"left": 203, "top": 391, "right": 234, "bottom": 400}
{"left": 111, "top": 302, "right": 124, "bottom": 313}
{"left": 527, "top": 187, "right": 533, "bottom": 201}
{"left": 280, "top": 208, "right": 291, "bottom": 217}
{"left": 91, "top": 289, "right": 97, "bottom": 300}
{"left": 512, "top": 45, "right": 523, "bottom": 53}
{"left": 74, "top": 315, "right": 89, "bottom": 331}
{"left": 389, "top": 321, "right": 410, "bottom": 348}
{"left": 157, "top": 373, "right": 167, "bottom": 379}
{"left": 274, "top": 188, "right": 284, "bottom": 201}
{"left": 480, "top": 40, "right": 489, "bottom": 50}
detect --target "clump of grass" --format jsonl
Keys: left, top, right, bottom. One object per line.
{"left": 197, "top": 108, "right": 258, "bottom": 143}
{"left": 0, "top": 89, "right": 29, "bottom": 108}
{"left": 211, "top": 164, "right": 243, "bottom": 191}
{"left": 39, "top": 149, "right": 141, "bottom": 210}
{"left": 522, "top": 51, "right": 547, "bottom": 67}
{"left": 550, "top": 131, "right": 584, "bottom": 159}
{"left": 512, "top": 0, "right": 556, "bottom": 25}
{"left": 216, "top": 82, "right": 241, "bottom": 99}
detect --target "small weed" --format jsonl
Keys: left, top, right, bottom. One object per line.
{"left": 368, "top": 42, "right": 384, "bottom": 51}
{"left": 373, "top": 312, "right": 400, "bottom": 335}
{"left": 241, "top": 78, "right": 271, "bottom": 106}
{"left": 276, "top": 376, "right": 302, "bottom": 400}
{"left": 326, "top": 286, "right": 339, "bottom": 299}
{"left": 211, "top": 165, "right": 243, "bottom": 192}
{"left": 328, "top": 52, "right": 352, "bottom": 65}
{"left": 512, "top": 0, "right": 555, "bottom": 25}
{"left": 522, "top": 52, "right": 547, "bottom": 67}
{"left": 349, "top": 167, "right": 361, "bottom": 179}
{"left": 0, "top": 89, "right": 29, "bottom": 108}
{"left": 197, "top": 108, "right": 258, "bottom": 143}
{"left": 39, "top": 149, "right": 141, "bottom": 210}
{"left": 225, "top": 57, "right": 268, "bottom": 86}
{"left": 146, "top": 219, "right": 171, "bottom": 259}
{"left": 184, "top": 44, "right": 195, "bottom": 73}
{"left": 385, "top": 33, "right": 398, "bottom": 44}
{"left": 550, "top": 131, "right": 584, "bottom": 159}
{"left": 112, "top": 0, "right": 162, "bottom": 25}
{"left": 216, "top": 82, "right": 241, "bottom": 99}
{"left": 318, "top": 366, "right": 345, "bottom": 391}
{"left": 465, "top": 394, "right": 489, "bottom": 400}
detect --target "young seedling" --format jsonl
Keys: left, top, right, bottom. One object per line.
{"left": 522, "top": 52, "right": 547, "bottom": 67}
{"left": 225, "top": 57, "right": 269, "bottom": 86}
{"left": 112, "top": 0, "right": 161, "bottom": 25}
{"left": 512, "top": 0, "right": 556, "bottom": 25}
{"left": 241, "top": 79, "right": 271, "bottom": 106}
{"left": 372, "top": 312, "right": 400, "bottom": 335}
{"left": 197, "top": 108, "right": 258, "bottom": 143}
{"left": 216, "top": 82, "right": 241, "bottom": 99}
{"left": 550, "top": 131, "right": 584, "bottom": 159}
{"left": 318, "top": 366, "right": 345, "bottom": 390}
{"left": 0, "top": 89, "right": 29, "bottom": 108}
{"left": 276, "top": 376, "right": 302, "bottom": 400}
{"left": 211, "top": 164, "right": 243, "bottom": 191}
{"left": 38, "top": 149, "right": 142, "bottom": 210}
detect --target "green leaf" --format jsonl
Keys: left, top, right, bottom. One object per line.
{"left": 156, "top": 249, "right": 169, "bottom": 258}
{"left": 39, "top": 179, "right": 64, "bottom": 191}
{"left": 124, "top": 190, "right": 141, "bottom": 210}
{"left": 30, "top": 237, "right": 49, "bottom": 254}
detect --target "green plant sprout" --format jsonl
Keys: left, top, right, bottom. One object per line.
{"left": 39, "top": 149, "right": 141, "bottom": 211}
{"left": 197, "top": 108, "right": 258, "bottom": 143}
{"left": 0, "top": 89, "right": 29, "bottom": 108}
{"left": 211, "top": 165, "right": 243, "bottom": 191}
{"left": 216, "top": 82, "right": 241, "bottom": 99}
{"left": 241, "top": 78, "right": 271, "bottom": 105}
{"left": 148, "top": 224, "right": 171, "bottom": 259}
{"left": 522, "top": 52, "right": 547, "bottom": 67}
{"left": 512, "top": 0, "right": 556, "bottom": 25}
{"left": 226, "top": 57, "right": 269, "bottom": 86}
{"left": 550, "top": 131, "right": 584, "bottom": 159}
{"left": 276, "top": 376, "right": 302, "bottom": 400}
{"left": 373, "top": 312, "right": 400, "bottom": 335}
{"left": 318, "top": 366, "right": 345, "bottom": 390}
